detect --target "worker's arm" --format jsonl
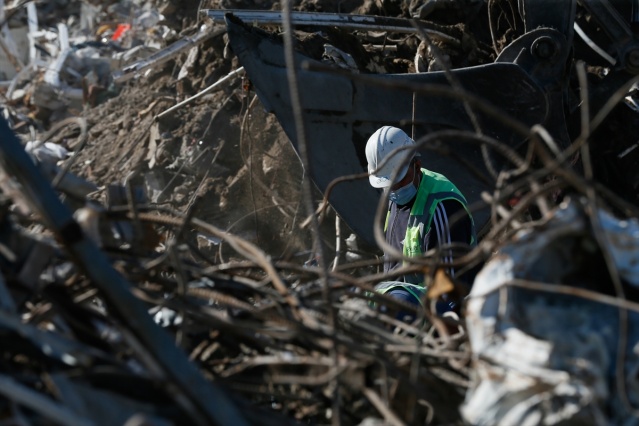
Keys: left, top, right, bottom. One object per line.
{"left": 431, "top": 200, "right": 474, "bottom": 277}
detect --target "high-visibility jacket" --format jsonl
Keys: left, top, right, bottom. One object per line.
{"left": 384, "top": 169, "right": 476, "bottom": 280}
{"left": 375, "top": 281, "right": 427, "bottom": 307}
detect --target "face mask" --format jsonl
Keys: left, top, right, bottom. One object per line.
{"left": 388, "top": 164, "right": 418, "bottom": 205}
{"left": 389, "top": 181, "right": 417, "bottom": 205}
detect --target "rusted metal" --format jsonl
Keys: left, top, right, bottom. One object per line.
{"left": 204, "top": 9, "right": 461, "bottom": 44}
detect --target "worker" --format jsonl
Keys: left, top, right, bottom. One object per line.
{"left": 365, "top": 125, "right": 476, "bottom": 318}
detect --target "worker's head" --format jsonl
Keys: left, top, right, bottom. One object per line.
{"left": 365, "top": 126, "right": 420, "bottom": 189}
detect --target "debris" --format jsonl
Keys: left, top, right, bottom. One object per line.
{"left": 0, "top": 0, "right": 638, "bottom": 425}
{"left": 322, "top": 43, "right": 359, "bottom": 72}
{"left": 156, "top": 66, "right": 244, "bottom": 120}
{"left": 112, "top": 25, "right": 226, "bottom": 83}
{"left": 464, "top": 198, "right": 639, "bottom": 425}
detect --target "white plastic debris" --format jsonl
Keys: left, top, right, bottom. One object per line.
{"left": 25, "top": 141, "right": 70, "bottom": 164}
{"left": 151, "top": 307, "right": 183, "bottom": 327}
{"left": 463, "top": 198, "right": 639, "bottom": 425}
{"left": 177, "top": 46, "right": 199, "bottom": 80}
{"left": 26, "top": 2, "right": 41, "bottom": 66}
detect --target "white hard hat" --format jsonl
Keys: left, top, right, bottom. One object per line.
{"left": 365, "top": 126, "right": 418, "bottom": 188}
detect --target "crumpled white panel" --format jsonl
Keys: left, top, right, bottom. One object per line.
{"left": 462, "top": 200, "right": 639, "bottom": 426}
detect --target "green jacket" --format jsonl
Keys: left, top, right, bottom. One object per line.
{"left": 384, "top": 169, "right": 475, "bottom": 285}
{"left": 375, "top": 281, "right": 427, "bottom": 307}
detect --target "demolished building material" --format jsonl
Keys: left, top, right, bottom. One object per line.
{"left": 464, "top": 198, "right": 639, "bottom": 425}
{"left": 0, "top": 115, "right": 250, "bottom": 426}
{"left": 0, "top": 0, "right": 638, "bottom": 424}
{"left": 157, "top": 66, "right": 244, "bottom": 120}
{"left": 112, "top": 25, "right": 227, "bottom": 83}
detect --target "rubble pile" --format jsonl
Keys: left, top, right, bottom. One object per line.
{"left": 0, "top": 0, "right": 637, "bottom": 425}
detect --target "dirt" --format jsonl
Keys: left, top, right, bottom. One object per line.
{"left": 50, "top": 0, "right": 470, "bottom": 263}
{"left": 71, "top": 66, "right": 314, "bottom": 261}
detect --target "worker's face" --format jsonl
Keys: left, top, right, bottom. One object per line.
{"left": 391, "top": 160, "right": 417, "bottom": 191}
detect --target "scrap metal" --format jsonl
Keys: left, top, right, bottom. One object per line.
{"left": 0, "top": 0, "right": 637, "bottom": 425}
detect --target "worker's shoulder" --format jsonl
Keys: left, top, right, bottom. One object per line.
{"left": 422, "top": 168, "right": 448, "bottom": 180}
{"left": 423, "top": 169, "right": 458, "bottom": 187}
